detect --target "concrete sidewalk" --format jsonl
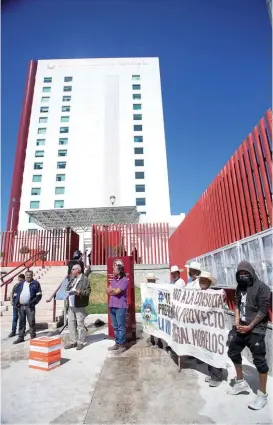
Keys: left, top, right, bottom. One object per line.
{"left": 1, "top": 316, "right": 273, "bottom": 424}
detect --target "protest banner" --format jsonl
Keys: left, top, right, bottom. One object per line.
{"left": 141, "top": 283, "right": 228, "bottom": 368}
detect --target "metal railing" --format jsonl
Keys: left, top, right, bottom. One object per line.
{"left": 1, "top": 250, "right": 48, "bottom": 301}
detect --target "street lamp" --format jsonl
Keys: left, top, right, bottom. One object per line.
{"left": 110, "top": 195, "right": 116, "bottom": 206}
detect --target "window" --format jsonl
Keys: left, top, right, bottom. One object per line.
{"left": 134, "top": 147, "right": 143, "bottom": 154}
{"left": 134, "top": 136, "right": 143, "bottom": 143}
{"left": 61, "top": 116, "right": 70, "bottom": 122}
{"left": 135, "top": 172, "right": 144, "bottom": 179}
{"left": 44, "top": 77, "right": 52, "bottom": 83}
{"left": 56, "top": 174, "right": 65, "bottom": 181}
{"left": 136, "top": 198, "right": 146, "bottom": 206}
{"left": 42, "top": 87, "right": 51, "bottom": 93}
{"left": 135, "top": 184, "right": 145, "bottom": 192}
{"left": 31, "top": 188, "right": 41, "bottom": 196}
{"left": 39, "top": 117, "right": 48, "bottom": 123}
{"left": 34, "top": 162, "right": 43, "bottom": 170}
{"left": 64, "top": 76, "right": 73, "bottom": 82}
{"left": 58, "top": 149, "right": 67, "bottom": 157}
{"left": 132, "top": 84, "right": 141, "bottom": 90}
{"left": 134, "top": 125, "right": 142, "bottom": 132}
{"left": 59, "top": 138, "right": 68, "bottom": 145}
{"left": 60, "top": 127, "right": 69, "bottom": 133}
{"left": 132, "top": 75, "right": 140, "bottom": 81}
{"left": 38, "top": 128, "right": 46, "bottom": 134}
{"left": 133, "top": 114, "right": 142, "bottom": 120}
{"left": 62, "top": 105, "right": 70, "bottom": 112}
{"left": 135, "top": 159, "right": 144, "bottom": 166}
{"left": 55, "top": 187, "right": 65, "bottom": 195}
{"left": 64, "top": 86, "right": 72, "bottom": 92}
{"left": 133, "top": 94, "right": 141, "bottom": 100}
{"left": 30, "top": 201, "right": 40, "bottom": 209}
{"left": 139, "top": 211, "right": 146, "bottom": 215}
{"left": 40, "top": 106, "right": 49, "bottom": 113}
{"left": 35, "top": 150, "right": 44, "bottom": 158}
{"left": 36, "top": 139, "right": 45, "bottom": 146}
{"left": 54, "top": 200, "right": 64, "bottom": 208}
{"left": 41, "top": 97, "right": 50, "bottom": 103}
{"left": 57, "top": 162, "right": 66, "bottom": 169}
{"left": 29, "top": 216, "right": 35, "bottom": 223}
{"left": 32, "top": 175, "right": 42, "bottom": 182}
{"left": 62, "top": 96, "right": 71, "bottom": 102}
{"left": 133, "top": 104, "right": 141, "bottom": 110}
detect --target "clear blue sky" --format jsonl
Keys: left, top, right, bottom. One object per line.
{"left": 1, "top": 0, "right": 271, "bottom": 230}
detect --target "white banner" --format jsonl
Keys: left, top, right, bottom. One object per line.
{"left": 140, "top": 283, "right": 229, "bottom": 368}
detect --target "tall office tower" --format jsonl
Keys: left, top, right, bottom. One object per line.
{"left": 8, "top": 58, "right": 171, "bottom": 234}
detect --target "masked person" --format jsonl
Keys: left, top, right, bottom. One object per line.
{"left": 185, "top": 261, "right": 202, "bottom": 289}
{"left": 170, "top": 265, "right": 185, "bottom": 287}
{"left": 227, "top": 261, "right": 271, "bottom": 410}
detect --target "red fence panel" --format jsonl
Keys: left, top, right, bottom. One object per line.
{"left": 91, "top": 223, "right": 169, "bottom": 265}
{"left": 169, "top": 110, "right": 273, "bottom": 278}
{"left": 0, "top": 229, "right": 78, "bottom": 266}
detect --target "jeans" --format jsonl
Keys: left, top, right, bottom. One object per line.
{"left": 12, "top": 306, "right": 19, "bottom": 334}
{"left": 18, "top": 305, "right": 36, "bottom": 339}
{"left": 68, "top": 306, "right": 86, "bottom": 344}
{"left": 110, "top": 307, "right": 127, "bottom": 345}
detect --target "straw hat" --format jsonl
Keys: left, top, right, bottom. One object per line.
{"left": 199, "top": 270, "right": 216, "bottom": 285}
{"left": 185, "top": 261, "right": 202, "bottom": 271}
{"left": 170, "top": 265, "right": 183, "bottom": 273}
{"left": 146, "top": 273, "right": 158, "bottom": 280}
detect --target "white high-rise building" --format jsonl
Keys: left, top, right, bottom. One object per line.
{"left": 17, "top": 58, "right": 171, "bottom": 235}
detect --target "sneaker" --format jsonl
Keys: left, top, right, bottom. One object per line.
{"left": 227, "top": 379, "right": 250, "bottom": 395}
{"left": 248, "top": 390, "right": 268, "bottom": 410}
{"left": 65, "top": 342, "right": 77, "bottom": 349}
{"left": 13, "top": 338, "right": 24, "bottom": 344}
{"left": 205, "top": 376, "right": 212, "bottom": 383}
{"left": 8, "top": 332, "right": 16, "bottom": 338}
{"left": 76, "top": 344, "right": 83, "bottom": 350}
{"left": 209, "top": 379, "right": 222, "bottom": 387}
{"left": 108, "top": 343, "right": 119, "bottom": 351}
{"left": 115, "top": 345, "right": 126, "bottom": 355}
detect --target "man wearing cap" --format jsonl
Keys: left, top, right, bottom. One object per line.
{"left": 170, "top": 265, "right": 186, "bottom": 287}
{"left": 145, "top": 273, "right": 163, "bottom": 349}
{"left": 198, "top": 271, "right": 223, "bottom": 387}
{"left": 185, "top": 261, "right": 202, "bottom": 289}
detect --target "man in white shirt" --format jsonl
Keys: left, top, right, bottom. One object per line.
{"left": 170, "top": 265, "right": 186, "bottom": 287}
{"left": 185, "top": 261, "right": 202, "bottom": 289}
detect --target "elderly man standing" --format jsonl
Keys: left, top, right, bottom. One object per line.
{"left": 185, "top": 261, "right": 202, "bottom": 289}
{"left": 65, "top": 264, "right": 91, "bottom": 350}
{"left": 170, "top": 265, "right": 185, "bottom": 286}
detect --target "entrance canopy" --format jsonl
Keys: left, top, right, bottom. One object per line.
{"left": 26, "top": 206, "right": 140, "bottom": 232}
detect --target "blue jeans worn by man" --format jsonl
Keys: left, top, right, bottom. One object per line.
{"left": 109, "top": 307, "right": 127, "bottom": 346}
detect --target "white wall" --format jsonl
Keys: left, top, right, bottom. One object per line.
{"left": 18, "top": 57, "right": 171, "bottom": 230}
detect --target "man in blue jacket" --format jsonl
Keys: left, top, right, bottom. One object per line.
{"left": 13, "top": 270, "right": 42, "bottom": 344}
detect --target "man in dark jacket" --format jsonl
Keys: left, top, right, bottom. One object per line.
{"left": 13, "top": 270, "right": 42, "bottom": 344}
{"left": 65, "top": 264, "right": 91, "bottom": 350}
{"left": 8, "top": 273, "right": 25, "bottom": 337}
{"left": 227, "top": 261, "right": 271, "bottom": 410}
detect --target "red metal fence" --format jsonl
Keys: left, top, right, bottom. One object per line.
{"left": 92, "top": 223, "right": 170, "bottom": 265}
{"left": 0, "top": 228, "right": 79, "bottom": 266}
{"left": 169, "top": 110, "right": 272, "bottom": 279}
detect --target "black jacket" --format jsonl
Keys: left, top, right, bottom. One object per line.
{"left": 235, "top": 261, "right": 271, "bottom": 335}
{"left": 66, "top": 274, "right": 91, "bottom": 308}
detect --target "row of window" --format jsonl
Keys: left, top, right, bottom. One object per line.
{"left": 33, "top": 174, "right": 65, "bottom": 182}
{"left": 38, "top": 127, "right": 69, "bottom": 134}
{"left": 42, "top": 86, "right": 72, "bottom": 93}
{"left": 40, "top": 106, "right": 70, "bottom": 113}
{"left": 30, "top": 200, "right": 64, "bottom": 209}
{"left": 44, "top": 77, "right": 73, "bottom": 83}
{"left": 34, "top": 162, "right": 66, "bottom": 169}
{"left": 31, "top": 184, "right": 145, "bottom": 197}
{"left": 35, "top": 150, "right": 67, "bottom": 158}
{"left": 39, "top": 116, "right": 70, "bottom": 123}
{"left": 41, "top": 96, "right": 71, "bottom": 103}
{"left": 36, "top": 138, "right": 68, "bottom": 146}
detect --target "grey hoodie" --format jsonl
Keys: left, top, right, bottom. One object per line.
{"left": 235, "top": 261, "right": 271, "bottom": 335}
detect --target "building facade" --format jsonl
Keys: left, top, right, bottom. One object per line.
{"left": 13, "top": 57, "right": 171, "bottom": 233}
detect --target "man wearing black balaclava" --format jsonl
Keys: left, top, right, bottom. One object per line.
{"left": 226, "top": 261, "right": 271, "bottom": 410}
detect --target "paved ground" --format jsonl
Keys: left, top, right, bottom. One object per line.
{"left": 1, "top": 315, "right": 273, "bottom": 425}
